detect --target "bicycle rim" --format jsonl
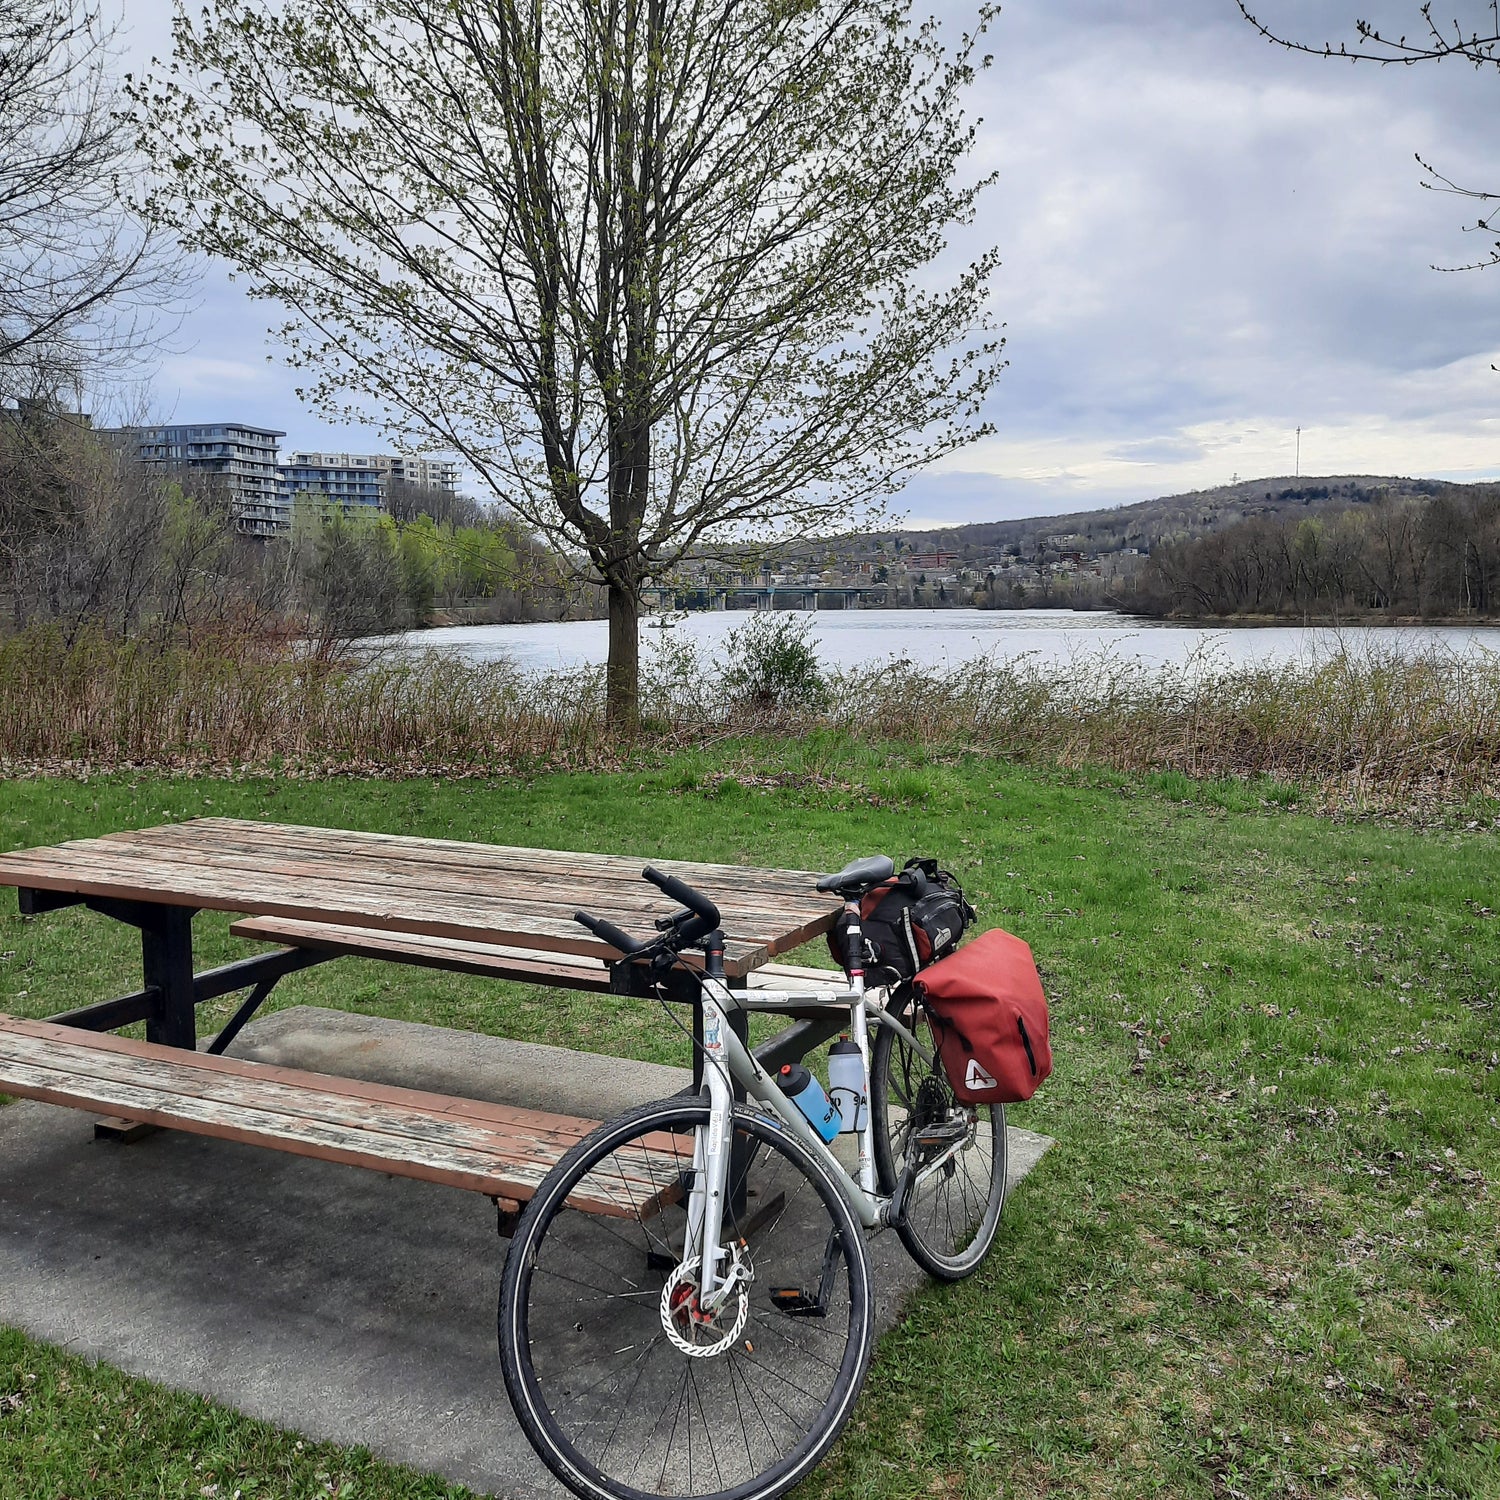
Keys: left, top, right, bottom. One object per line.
{"left": 872, "top": 999, "right": 1007, "bottom": 1281}
{"left": 499, "top": 1098, "right": 874, "bottom": 1500}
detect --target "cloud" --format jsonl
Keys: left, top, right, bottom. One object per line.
{"left": 160, "top": 355, "right": 268, "bottom": 393}
{"left": 879, "top": 1, "right": 1500, "bottom": 522}
{"left": 1106, "top": 437, "right": 1210, "bottom": 464}
{"left": 115, "top": 0, "right": 1500, "bottom": 522}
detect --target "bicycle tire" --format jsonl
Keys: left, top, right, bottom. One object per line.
{"left": 499, "top": 1097, "right": 875, "bottom": 1500}
{"left": 870, "top": 989, "right": 1007, "bottom": 1281}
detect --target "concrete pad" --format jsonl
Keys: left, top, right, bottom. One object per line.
{"left": 235, "top": 1004, "right": 696, "bottom": 1120}
{"left": 0, "top": 1006, "right": 1053, "bottom": 1498}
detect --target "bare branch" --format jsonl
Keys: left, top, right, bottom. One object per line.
{"left": 1237, "top": 4, "right": 1500, "bottom": 273}
{"left": 1236, "top": 1, "right": 1500, "bottom": 66}
{"left": 0, "top": 0, "right": 188, "bottom": 403}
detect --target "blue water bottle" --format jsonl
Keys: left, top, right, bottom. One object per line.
{"left": 775, "top": 1064, "right": 842, "bottom": 1143}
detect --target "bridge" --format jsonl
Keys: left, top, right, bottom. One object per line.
{"left": 640, "top": 583, "right": 891, "bottom": 612}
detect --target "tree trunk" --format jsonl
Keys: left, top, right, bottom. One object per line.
{"left": 606, "top": 577, "right": 640, "bottom": 730}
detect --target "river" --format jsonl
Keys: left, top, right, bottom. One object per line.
{"left": 377, "top": 608, "right": 1500, "bottom": 675}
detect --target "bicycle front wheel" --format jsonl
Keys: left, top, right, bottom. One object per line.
{"left": 499, "top": 1097, "right": 875, "bottom": 1500}
{"left": 871, "top": 989, "right": 1007, "bottom": 1281}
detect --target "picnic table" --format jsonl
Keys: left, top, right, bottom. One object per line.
{"left": 0, "top": 819, "right": 845, "bottom": 1217}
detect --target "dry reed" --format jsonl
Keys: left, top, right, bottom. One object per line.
{"left": 825, "top": 641, "right": 1500, "bottom": 801}
{"left": 2, "top": 627, "right": 1497, "bottom": 802}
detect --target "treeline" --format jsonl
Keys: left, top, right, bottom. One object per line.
{"left": 1132, "top": 488, "right": 1500, "bottom": 619}
{"left": 0, "top": 406, "right": 580, "bottom": 649}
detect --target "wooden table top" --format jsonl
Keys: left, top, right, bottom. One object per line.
{"left": 0, "top": 819, "right": 842, "bottom": 976}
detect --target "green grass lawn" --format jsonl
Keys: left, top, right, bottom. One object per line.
{"left": 1, "top": 741, "right": 1497, "bottom": 1499}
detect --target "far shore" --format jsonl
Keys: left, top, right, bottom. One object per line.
{"left": 1128, "top": 610, "right": 1500, "bottom": 629}
{"left": 416, "top": 603, "right": 1500, "bottom": 632}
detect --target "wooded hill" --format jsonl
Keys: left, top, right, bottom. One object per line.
{"left": 827, "top": 474, "right": 1500, "bottom": 618}
{"left": 872, "top": 475, "right": 1460, "bottom": 564}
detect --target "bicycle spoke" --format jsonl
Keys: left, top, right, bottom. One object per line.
{"left": 873, "top": 999, "right": 1006, "bottom": 1279}
{"left": 502, "top": 1099, "right": 872, "bottom": 1500}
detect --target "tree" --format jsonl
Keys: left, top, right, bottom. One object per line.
{"left": 0, "top": 0, "right": 182, "bottom": 403}
{"left": 134, "top": 0, "right": 1004, "bottom": 723}
{"left": 1236, "top": 2, "right": 1500, "bottom": 269}
{"left": 383, "top": 477, "right": 488, "bottom": 530}
{"left": 288, "top": 496, "right": 408, "bottom": 649}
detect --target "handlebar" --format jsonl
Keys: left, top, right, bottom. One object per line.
{"left": 642, "top": 867, "right": 721, "bottom": 928}
{"left": 573, "top": 909, "right": 647, "bottom": 955}
{"left": 573, "top": 867, "right": 723, "bottom": 961}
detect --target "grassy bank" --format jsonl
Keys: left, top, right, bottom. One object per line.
{"left": 3, "top": 626, "right": 1500, "bottom": 804}
{"left": 1, "top": 755, "right": 1497, "bottom": 1498}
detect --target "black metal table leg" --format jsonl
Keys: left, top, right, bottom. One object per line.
{"left": 141, "top": 906, "right": 198, "bottom": 1050}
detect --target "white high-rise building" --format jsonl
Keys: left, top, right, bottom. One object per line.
{"left": 282, "top": 451, "right": 460, "bottom": 505}
{"left": 373, "top": 454, "right": 459, "bottom": 494}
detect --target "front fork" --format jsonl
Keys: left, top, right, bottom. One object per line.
{"left": 684, "top": 987, "right": 738, "bottom": 1308}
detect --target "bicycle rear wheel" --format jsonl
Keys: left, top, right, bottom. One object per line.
{"left": 499, "top": 1097, "right": 874, "bottom": 1500}
{"left": 870, "top": 990, "right": 1007, "bottom": 1281}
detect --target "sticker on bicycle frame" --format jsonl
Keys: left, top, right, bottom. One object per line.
{"left": 704, "top": 1014, "right": 723, "bottom": 1049}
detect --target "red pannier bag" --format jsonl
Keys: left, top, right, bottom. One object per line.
{"left": 913, "top": 928, "right": 1053, "bottom": 1103}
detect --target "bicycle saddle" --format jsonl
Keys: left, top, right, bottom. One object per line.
{"left": 815, "top": 854, "right": 895, "bottom": 894}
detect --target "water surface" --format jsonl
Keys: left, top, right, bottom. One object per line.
{"left": 378, "top": 609, "right": 1500, "bottom": 675}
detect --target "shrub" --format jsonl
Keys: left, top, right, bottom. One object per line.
{"left": 719, "top": 612, "right": 829, "bottom": 712}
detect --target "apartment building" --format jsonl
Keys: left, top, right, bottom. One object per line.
{"left": 278, "top": 450, "right": 459, "bottom": 512}
{"left": 377, "top": 453, "right": 458, "bottom": 494}
{"left": 100, "top": 422, "right": 287, "bottom": 535}
{"left": 278, "top": 451, "right": 386, "bottom": 513}
{"left": 102, "top": 427, "right": 460, "bottom": 533}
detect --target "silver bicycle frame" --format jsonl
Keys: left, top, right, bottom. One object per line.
{"left": 686, "top": 969, "right": 935, "bottom": 1304}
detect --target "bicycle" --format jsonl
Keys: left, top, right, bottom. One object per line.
{"left": 498, "top": 856, "right": 1008, "bottom": 1500}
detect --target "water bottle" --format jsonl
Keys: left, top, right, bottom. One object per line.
{"left": 775, "top": 1064, "right": 842, "bottom": 1143}
{"left": 827, "top": 1036, "right": 867, "bottom": 1134}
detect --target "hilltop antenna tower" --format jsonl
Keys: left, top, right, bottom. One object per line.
{"left": 1295, "top": 427, "right": 1301, "bottom": 479}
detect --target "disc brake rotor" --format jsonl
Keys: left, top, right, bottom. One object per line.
{"left": 660, "top": 1248, "right": 750, "bottom": 1358}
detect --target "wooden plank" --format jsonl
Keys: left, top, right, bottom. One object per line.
{"left": 0, "top": 1017, "right": 675, "bottom": 1215}
{"left": 4, "top": 822, "right": 840, "bottom": 937}
{"left": 83, "top": 846, "right": 834, "bottom": 936}
{"left": 0, "top": 1050, "right": 560, "bottom": 1202}
{"left": 227, "top": 919, "right": 615, "bottom": 990}
{"left": 5, "top": 1017, "right": 598, "bottom": 1137}
{"left": 0, "top": 848, "right": 787, "bottom": 973}
{"left": 0, "top": 1028, "right": 587, "bottom": 1164}
{"left": 228, "top": 918, "right": 852, "bottom": 995}
{"left": 0, "top": 820, "right": 846, "bottom": 981}
{"left": 148, "top": 823, "right": 835, "bottom": 913}
{"left": 39, "top": 834, "right": 835, "bottom": 937}
{"left": 9, "top": 1016, "right": 690, "bottom": 1168}
{"left": 0, "top": 851, "right": 777, "bottom": 974}
{"left": 109, "top": 819, "right": 830, "bottom": 894}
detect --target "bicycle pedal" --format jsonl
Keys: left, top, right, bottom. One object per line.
{"left": 769, "top": 1287, "right": 827, "bottom": 1318}
{"left": 912, "top": 1119, "right": 968, "bottom": 1151}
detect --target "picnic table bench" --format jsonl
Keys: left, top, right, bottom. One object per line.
{"left": 0, "top": 819, "right": 845, "bottom": 1223}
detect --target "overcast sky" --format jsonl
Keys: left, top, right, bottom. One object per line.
{"left": 115, "top": 0, "right": 1500, "bottom": 527}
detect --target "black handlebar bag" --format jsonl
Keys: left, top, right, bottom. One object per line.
{"left": 827, "top": 857, "right": 974, "bottom": 986}
{"left": 914, "top": 928, "right": 1053, "bottom": 1103}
